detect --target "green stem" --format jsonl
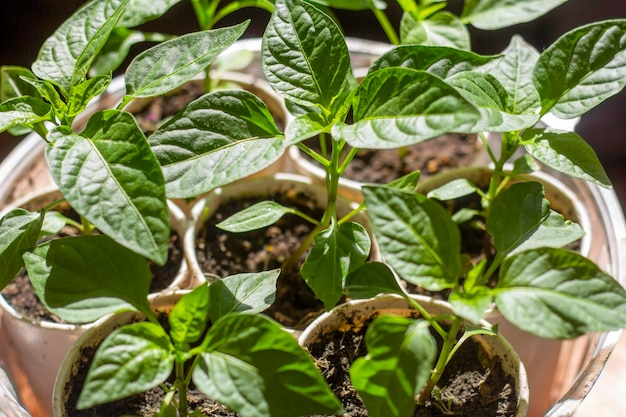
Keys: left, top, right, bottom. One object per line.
{"left": 209, "top": 0, "right": 274, "bottom": 27}
{"left": 370, "top": 5, "right": 400, "bottom": 45}
{"left": 176, "top": 360, "right": 189, "bottom": 417}
{"left": 417, "top": 317, "right": 463, "bottom": 405}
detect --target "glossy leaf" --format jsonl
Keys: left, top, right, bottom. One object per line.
{"left": 0, "top": 96, "right": 52, "bottom": 133}
{"left": 66, "top": 73, "right": 112, "bottom": 117}
{"left": 346, "top": 261, "right": 405, "bottom": 299}
{"left": 495, "top": 248, "right": 626, "bottom": 338}
{"left": 301, "top": 221, "right": 371, "bottom": 309}
{"left": 363, "top": 185, "right": 460, "bottom": 290}
{"left": 23, "top": 235, "right": 153, "bottom": 323}
{"left": 386, "top": 171, "right": 421, "bottom": 193}
{"left": 0, "top": 209, "right": 43, "bottom": 288}
{"left": 488, "top": 35, "right": 541, "bottom": 115}
{"left": 426, "top": 178, "right": 477, "bottom": 201}
{"left": 32, "top": 0, "right": 129, "bottom": 90}
{"left": 217, "top": 202, "right": 296, "bottom": 233}
{"left": 533, "top": 20, "right": 626, "bottom": 119}
{"left": 509, "top": 210, "right": 585, "bottom": 256}
{"left": 77, "top": 322, "right": 174, "bottom": 408}
{"left": 39, "top": 210, "right": 68, "bottom": 237}
{"left": 335, "top": 68, "right": 480, "bottom": 149}
{"left": 461, "top": 0, "right": 567, "bottom": 30}
{"left": 449, "top": 287, "right": 493, "bottom": 324}
{"left": 448, "top": 71, "right": 539, "bottom": 132}
{"left": 262, "top": 0, "right": 352, "bottom": 113}
{"left": 196, "top": 313, "right": 343, "bottom": 417}
{"left": 284, "top": 112, "right": 329, "bottom": 146}
{"left": 207, "top": 270, "right": 280, "bottom": 321}
{"left": 149, "top": 90, "right": 284, "bottom": 199}
{"left": 125, "top": 22, "right": 249, "bottom": 98}
{"left": 369, "top": 45, "right": 501, "bottom": 79}
{"left": 400, "top": 11, "right": 470, "bottom": 50}
{"left": 521, "top": 128, "right": 611, "bottom": 188}
{"left": 118, "top": 0, "right": 182, "bottom": 27}
{"left": 46, "top": 110, "right": 169, "bottom": 264}
{"left": 169, "top": 284, "right": 210, "bottom": 347}
{"left": 486, "top": 182, "right": 549, "bottom": 255}
{"left": 351, "top": 317, "right": 436, "bottom": 417}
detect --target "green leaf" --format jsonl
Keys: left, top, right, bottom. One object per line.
{"left": 521, "top": 128, "right": 611, "bottom": 188}
{"left": 262, "top": 0, "right": 352, "bottom": 113}
{"left": 46, "top": 110, "right": 169, "bottom": 264}
{"left": 495, "top": 248, "right": 626, "bottom": 338}
{"left": 363, "top": 185, "right": 461, "bottom": 290}
{"left": 488, "top": 35, "right": 541, "bottom": 115}
{"left": 400, "top": 11, "right": 470, "bottom": 50}
{"left": 32, "top": 0, "right": 130, "bottom": 90}
{"left": 66, "top": 73, "right": 112, "bottom": 117}
{"left": 0, "top": 209, "right": 43, "bottom": 288}
{"left": 0, "top": 97, "right": 52, "bottom": 133}
{"left": 369, "top": 45, "right": 501, "bottom": 79}
{"left": 533, "top": 20, "right": 626, "bottom": 119}
{"left": 125, "top": 22, "right": 249, "bottom": 98}
{"left": 20, "top": 77, "right": 65, "bottom": 113}
{"left": 486, "top": 182, "right": 549, "bottom": 255}
{"left": 77, "top": 322, "right": 174, "bottom": 409}
{"left": 118, "top": 0, "right": 182, "bottom": 27}
{"left": 449, "top": 287, "right": 493, "bottom": 324}
{"left": 386, "top": 171, "right": 421, "bottom": 193}
{"left": 426, "top": 178, "right": 477, "bottom": 201}
{"left": 23, "top": 235, "right": 153, "bottom": 323}
{"left": 510, "top": 210, "right": 585, "bottom": 256}
{"left": 461, "top": 0, "right": 567, "bottom": 30}
{"left": 346, "top": 262, "right": 406, "bottom": 299}
{"left": 196, "top": 313, "right": 343, "bottom": 417}
{"left": 169, "top": 284, "right": 210, "bottom": 347}
{"left": 1, "top": 66, "right": 40, "bottom": 102}
{"left": 207, "top": 270, "right": 280, "bottom": 321}
{"left": 149, "top": 90, "right": 284, "bottom": 199}
{"left": 217, "top": 202, "right": 296, "bottom": 233}
{"left": 301, "top": 221, "right": 371, "bottom": 309}
{"left": 448, "top": 71, "right": 540, "bottom": 132}
{"left": 334, "top": 68, "right": 480, "bottom": 149}
{"left": 39, "top": 211, "right": 68, "bottom": 237}
{"left": 90, "top": 28, "right": 151, "bottom": 76}
{"left": 351, "top": 317, "right": 437, "bottom": 417}
{"left": 284, "top": 112, "right": 329, "bottom": 146}
{"left": 308, "top": 0, "right": 379, "bottom": 10}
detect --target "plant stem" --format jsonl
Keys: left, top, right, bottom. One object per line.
{"left": 176, "top": 360, "right": 189, "bottom": 417}
{"left": 370, "top": 5, "right": 400, "bottom": 45}
{"left": 417, "top": 317, "right": 463, "bottom": 405}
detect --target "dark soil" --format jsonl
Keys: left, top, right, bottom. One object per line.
{"left": 306, "top": 317, "right": 518, "bottom": 417}
{"left": 303, "top": 133, "right": 483, "bottom": 185}
{"left": 195, "top": 189, "right": 332, "bottom": 329}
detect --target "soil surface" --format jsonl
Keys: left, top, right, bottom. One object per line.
{"left": 303, "top": 133, "right": 483, "bottom": 185}
{"left": 306, "top": 316, "right": 518, "bottom": 417}
{"left": 195, "top": 189, "right": 331, "bottom": 329}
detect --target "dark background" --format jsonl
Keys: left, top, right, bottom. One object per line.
{"left": 1, "top": 0, "right": 624, "bottom": 205}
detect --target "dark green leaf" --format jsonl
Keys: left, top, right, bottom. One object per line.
{"left": 169, "top": 284, "right": 210, "bottom": 347}
{"left": 207, "top": 270, "right": 280, "bottom": 321}
{"left": 32, "top": 0, "right": 130, "bottom": 90}
{"left": 533, "top": 20, "right": 626, "bottom": 118}
{"left": 486, "top": 182, "right": 549, "bottom": 255}
{"left": 369, "top": 45, "right": 500, "bottom": 79}
{"left": 217, "top": 202, "right": 296, "bottom": 233}
{"left": 363, "top": 185, "right": 460, "bottom": 290}
{"left": 46, "top": 110, "right": 169, "bottom": 264}
{"left": 77, "top": 322, "right": 174, "bottom": 408}
{"left": 495, "top": 248, "right": 626, "bottom": 338}
{"left": 301, "top": 221, "right": 371, "bottom": 309}
{"left": 386, "top": 171, "right": 421, "bottom": 193}
{"left": 66, "top": 73, "right": 112, "bottom": 117}
{"left": 1, "top": 66, "right": 40, "bottom": 102}
{"left": 125, "top": 22, "right": 249, "bottom": 98}
{"left": 196, "top": 313, "right": 343, "bottom": 417}
{"left": 509, "top": 210, "right": 585, "bottom": 256}
{"left": 23, "top": 235, "right": 153, "bottom": 323}
{"left": 262, "top": 0, "right": 352, "bottom": 113}
{"left": 346, "top": 262, "right": 406, "bottom": 299}
{"left": 522, "top": 128, "right": 611, "bottom": 188}
{"left": 351, "top": 317, "right": 436, "bottom": 417}
{"left": 335, "top": 68, "right": 480, "bottom": 149}
{"left": 0, "top": 209, "right": 43, "bottom": 288}
{"left": 149, "top": 90, "right": 284, "bottom": 199}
